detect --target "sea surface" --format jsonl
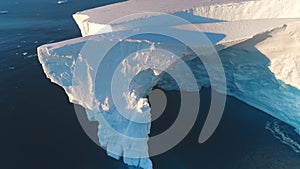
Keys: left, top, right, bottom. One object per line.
{"left": 0, "top": 0, "right": 300, "bottom": 169}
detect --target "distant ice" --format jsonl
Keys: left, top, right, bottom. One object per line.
{"left": 0, "top": 10, "right": 8, "bottom": 14}
{"left": 57, "top": 0, "right": 68, "bottom": 5}
{"left": 47, "top": 40, "right": 54, "bottom": 43}
{"left": 25, "top": 54, "right": 38, "bottom": 58}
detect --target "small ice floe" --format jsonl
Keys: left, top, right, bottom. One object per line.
{"left": 22, "top": 52, "right": 28, "bottom": 56}
{"left": 8, "top": 66, "right": 15, "bottom": 70}
{"left": 25, "top": 54, "right": 38, "bottom": 58}
{"left": 34, "top": 41, "right": 39, "bottom": 44}
{"left": 57, "top": 0, "right": 68, "bottom": 5}
{"left": 0, "top": 11, "right": 8, "bottom": 14}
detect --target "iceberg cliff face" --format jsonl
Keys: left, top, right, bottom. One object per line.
{"left": 256, "top": 23, "right": 300, "bottom": 90}
{"left": 37, "top": 0, "right": 300, "bottom": 168}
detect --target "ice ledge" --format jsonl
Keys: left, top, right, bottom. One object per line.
{"left": 73, "top": 0, "right": 300, "bottom": 37}
{"left": 174, "top": 18, "right": 300, "bottom": 48}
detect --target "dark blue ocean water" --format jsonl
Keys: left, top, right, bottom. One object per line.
{"left": 0, "top": 0, "right": 300, "bottom": 169}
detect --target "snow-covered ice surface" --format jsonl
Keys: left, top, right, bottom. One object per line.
{"left": 73, "top": 0, "right": 300, "bottom": 37}
{"left": 37, "top": 0, "right": 300, "bottom": 168}
{"left": 174, "top": 18, "right": 300, "bottom": 48}
{"left": 72, "top": 0, "right": 250, "bottom": 36}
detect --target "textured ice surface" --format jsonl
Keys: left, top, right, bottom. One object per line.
{"left": 38, "top": 0, "right": 300, "bottom": 168}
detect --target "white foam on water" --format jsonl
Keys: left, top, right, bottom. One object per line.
{"left": 266, "top": 120, "right": 300, "bottom": 153}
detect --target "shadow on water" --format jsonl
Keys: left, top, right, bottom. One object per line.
{"left": 149, "top": 87, "right": 300, "bottom": 169}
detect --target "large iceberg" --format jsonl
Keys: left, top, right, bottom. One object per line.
{"left": 37, "top": 0, "right": 300, "bottom": 168}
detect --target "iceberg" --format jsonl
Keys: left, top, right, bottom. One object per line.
{"left": 0, "top": 10, "right": 8, "bottom": 14}
{"left": 37, "top": 0, "right": 300, "bottom": 168}
{"left": 57, "top": 0, "right": 68, "bottom": 5}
